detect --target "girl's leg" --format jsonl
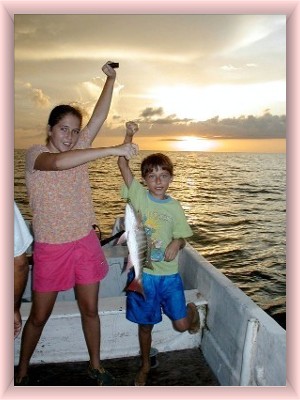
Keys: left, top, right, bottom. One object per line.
{"left": 75, "top": 282, "right": 101, "bottom": 368}
{"left": 76, "top": 282, "right": 116, "bottom": 385}
{"left": 16, "top": 291, "right": 58, "bottom": 381}
{"left": 135, "top": 324, "right": 153, "bottom": 386}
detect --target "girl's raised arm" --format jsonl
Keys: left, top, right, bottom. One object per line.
{"left": 85, "top": 61, "right": 117, "bottom": 145}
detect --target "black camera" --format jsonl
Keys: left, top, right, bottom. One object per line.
{"left": 108, "top": 62, "right": 119, "bottom": 68}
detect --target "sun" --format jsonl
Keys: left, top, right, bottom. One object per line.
{"left": 173, "top": 136, "right": 218, "bottom": 152}
{"left": 148, "top": 85, "right": 209, "bottom": 120}
{"left": 148, "top": 81, "right": 286, "bottom": 122}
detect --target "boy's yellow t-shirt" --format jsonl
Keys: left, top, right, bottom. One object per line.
{"left": 121, "top": 178, "right": 193, "bottom": 276}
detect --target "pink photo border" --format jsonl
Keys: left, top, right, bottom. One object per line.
{"left": 1, "top": 1, "right": 298, "bottom": 398}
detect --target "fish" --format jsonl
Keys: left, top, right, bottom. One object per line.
{"left": 118, "top": 202, "right": 153, "bottom": 296}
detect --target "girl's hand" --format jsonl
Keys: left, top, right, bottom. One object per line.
{"left": 116, "top": 143, "right": 139, "bottom": 160}
{"left": 102, "top": 61, "right": 117, "bottom": 78}
{"left": 125, "top": 121, "right": 139, "bottom": 137}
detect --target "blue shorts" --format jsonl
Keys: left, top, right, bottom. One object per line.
{"left": 126, "top": 271, "right": 187, "bottom": 325}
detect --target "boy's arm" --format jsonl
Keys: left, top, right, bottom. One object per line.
{"left": 165, "top": 204, "right": 193, "bottom": 261}
{"left": 118, "top": 121, "right": 138, "bottom": 188}
{"left": 85, "top": 61, "right": 117, "bottom": 145}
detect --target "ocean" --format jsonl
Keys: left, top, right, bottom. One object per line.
{"left": 14, "top": 149, "right": 286, "bottom": 329}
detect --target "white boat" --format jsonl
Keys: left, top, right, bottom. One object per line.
{"left": 14, "top": 218, "right": 286, "bottom": 386}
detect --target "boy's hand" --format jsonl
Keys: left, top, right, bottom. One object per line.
{"left": 126, "top": 121, "right": 139, "bottom": 137}
{"left": 164, "top": 239, "right": 185, "bottom": 262}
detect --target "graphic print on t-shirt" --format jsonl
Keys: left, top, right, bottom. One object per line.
{"left": 142, "top": 210, "right": 173, "bottom": 262}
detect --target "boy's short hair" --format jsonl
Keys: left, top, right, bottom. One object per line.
{"left": 141, "top": 153, "right": 174, "bottom": 178}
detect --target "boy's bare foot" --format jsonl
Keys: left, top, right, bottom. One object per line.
{"left": 134, "top": 368, "right": 150, "bottom": 386}
{"left": 187, "top": 302, "right": 200, "bottom": 334}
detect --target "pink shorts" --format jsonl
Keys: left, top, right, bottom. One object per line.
{"left": 33, "top": 230, "right": 109, "bottom": 292}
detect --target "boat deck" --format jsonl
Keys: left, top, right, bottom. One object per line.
{"left": 14, "top": 348, "right": 220, "bottom": 386}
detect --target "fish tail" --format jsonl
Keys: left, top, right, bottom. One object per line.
{"left": 125, "top": 278, "right": 145, "bottom": 298}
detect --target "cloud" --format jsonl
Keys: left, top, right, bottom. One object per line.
{"left": 139, "top": 107, "right": 164, "bottom": 118}
{"left": 31, "top": 88, "right": 51, "bottom": 108}
{"left": 220, "top": 63, "right": 258, "bottom": 71}
{"left": 138, "top": 114, "right": 192, "bottom": 125}
{"left": 24, "top": 83, "right": 51, "bottom": 108}
{"left": 136, "top": 108, "right": 285, "bottom": 139}
{"left": 221, "top": 64, "right": 242, "bottom": 71}
{"left": 195, "top": 113, "right": 286, "bottom": 139}
{"left": 69, "top": 102, "right": 91, "bottom": 121}
{"left": 14, "top": 15, "right": 286, "bottom": 149}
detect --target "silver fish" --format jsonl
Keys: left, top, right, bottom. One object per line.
{"left": 118, "top": 202, "right": 152, "bottom": 296}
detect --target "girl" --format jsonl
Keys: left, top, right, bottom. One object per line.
{"left": 15, "top": 62, "right": 138, "bottom": 386}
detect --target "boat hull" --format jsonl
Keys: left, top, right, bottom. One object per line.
{"left": 178, "top": 243, "right": 286, "bottom": 386}
{"left": 14, "top": 240, "right": 286, "bottom": 386}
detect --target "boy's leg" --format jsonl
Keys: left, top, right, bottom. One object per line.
{"left": 172, "top": 302, "right": 200, "bottom": 333}
{"left": 161, "top": 274, "right": 200, "bottom": 334}
{"left": 135, "top": 324, "right": 154, "bottom": 386}
{"left": 126, "top": 273, "right": 160, "bottom": 385}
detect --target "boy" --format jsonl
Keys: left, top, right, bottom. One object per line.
{"left": 118, "top": 122, "right": 200, "bottom": 386}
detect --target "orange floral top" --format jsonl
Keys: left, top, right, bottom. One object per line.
{"left": 25, "top": 127, "right": 97, "bottom": 244}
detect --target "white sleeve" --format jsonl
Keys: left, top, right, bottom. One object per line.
{"left": 14, "top": 202, "right": 33, "bottom": 257}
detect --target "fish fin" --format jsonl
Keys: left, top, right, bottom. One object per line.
{"left": 145, "top": 258, "right": 154, "bottom": 270}
{"left": 145, "top": 235, "right": 154, "bottom": 270}
{"left": 145, "top": 244, "right": 154, "bottom": 270}
{"left": 122, "top": 255, "right": 133, "bottom": 273}
{"left": 100, "top": 230, "right": 125, "bottom": 246}
{"left": 136, "top": 210, "right": 144, "bottom": 227}
{"left": 117, "top": 231, "right": 127, "bottom": 245}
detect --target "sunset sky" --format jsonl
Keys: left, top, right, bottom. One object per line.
{"left": 14, "top": 14, "right": 286, "bottom": 152}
